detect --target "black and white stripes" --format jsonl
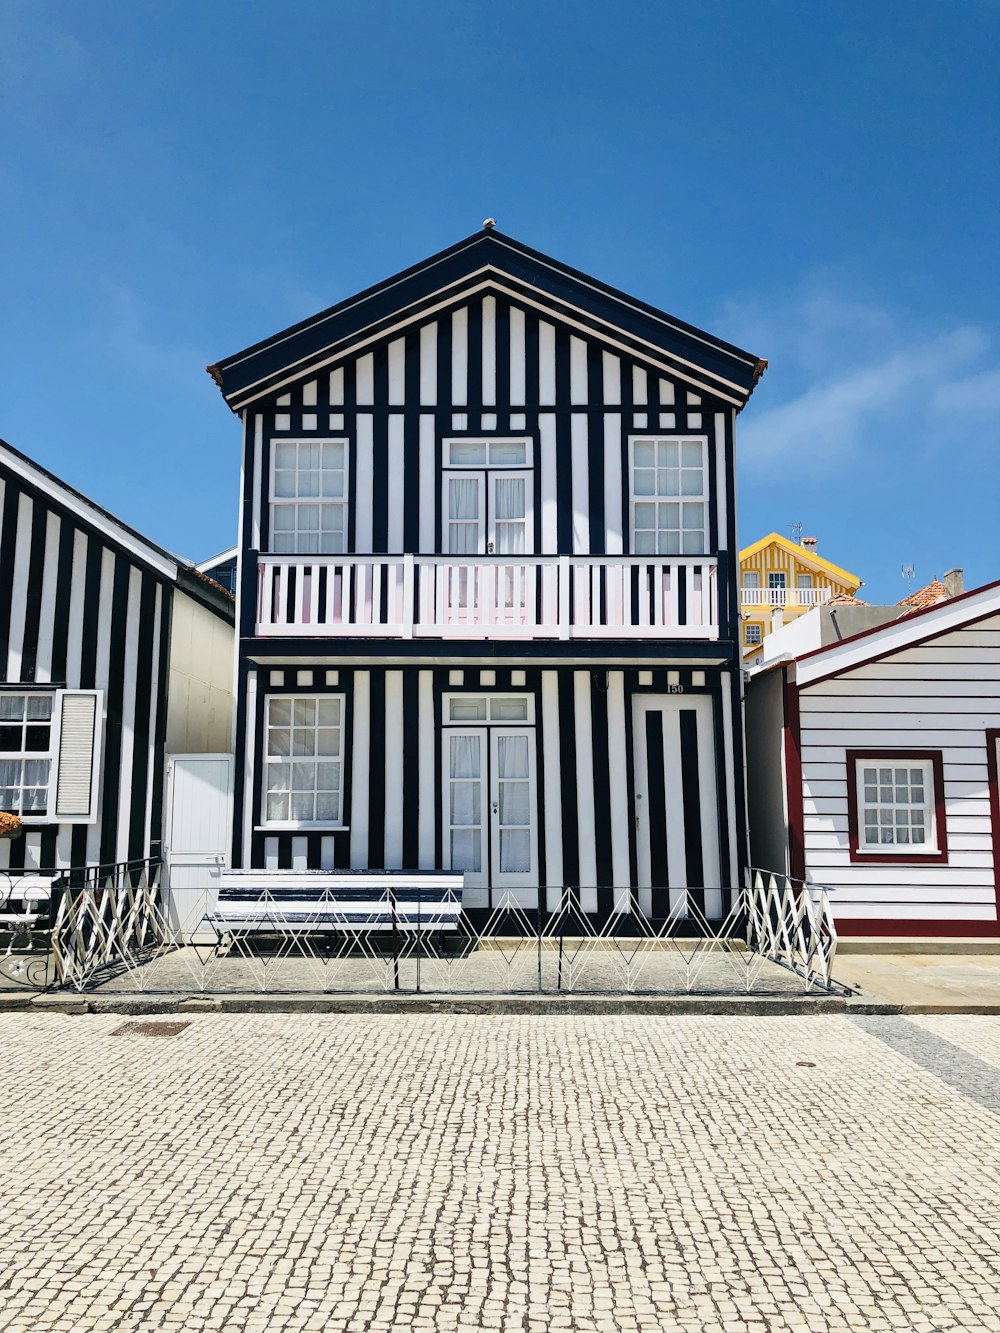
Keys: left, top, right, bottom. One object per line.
{"left": 240, "top": 292, "right": 737, "bottom": 627}
{"left": 238, "top": 664, "right": 739, "bottom": 916}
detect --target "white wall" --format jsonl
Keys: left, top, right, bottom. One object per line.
{"left": 799, "top": 610, "right": 1000, "bottom": 924}
{"left": 166, "top": 591, "right": 235, "bottom": 754}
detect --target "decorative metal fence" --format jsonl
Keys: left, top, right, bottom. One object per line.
{"left": 31, "top": 864, "right": 843, "bottom": 997}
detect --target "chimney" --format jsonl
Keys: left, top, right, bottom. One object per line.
{"left": 802, "top": 536, "right": 818, "bottom": 551}
{"left": 942, "top": 568, "right": 964, "bottom": 599}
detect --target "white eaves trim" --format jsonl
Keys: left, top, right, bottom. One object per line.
{"left": 226, "top": 270, "right": 749, "bottom": 411}
{"left": 795, "top": 580, "right": 1000, "bottom": 687}
{"left": 197, "top": 546, "right": 238, "bottom": 571}
{"left": 0, "top": 442, "right": 179, "bottom": 580}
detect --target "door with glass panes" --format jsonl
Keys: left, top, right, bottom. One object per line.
{"left": 443, "top": 695, "right": 537, "bottom": 906}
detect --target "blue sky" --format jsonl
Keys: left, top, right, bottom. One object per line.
{"left": 2, "top": 1, "right": 997, "bottom": 601}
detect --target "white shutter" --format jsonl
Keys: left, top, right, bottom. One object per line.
{"left": 53, "top": 689, "right": 103, "bottom": 823}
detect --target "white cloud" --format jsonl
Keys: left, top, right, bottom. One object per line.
{"left": 718, "top": 278, "right": 999, "bottom": 473}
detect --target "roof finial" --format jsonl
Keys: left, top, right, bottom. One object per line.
{"left": 482, "top": 217, "right": 496, "bottom": 230}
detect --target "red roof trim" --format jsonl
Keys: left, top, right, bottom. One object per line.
{"left": 794, "top": 576, "right": 1000, "bottom": 687}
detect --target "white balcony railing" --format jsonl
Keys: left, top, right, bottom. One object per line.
{"left": 257, "top": 554, "right": 719, "bottom": 640}
{"left": 740, "top": 586, "right": 832, "bottom": 609}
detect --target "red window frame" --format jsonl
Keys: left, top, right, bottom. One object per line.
{"left": 846, "top": 749, "right": 948, "bottom": 866}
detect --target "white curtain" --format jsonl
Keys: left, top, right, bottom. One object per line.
{"left": 493, "top": 478, "right": 525, "bottom": 554}
{"left": 448, "top": 478, "right": 481, "bottom": 554}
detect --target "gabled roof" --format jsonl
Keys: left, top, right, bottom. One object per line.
{"left": 208, "top": 229, "right": 766, "bottom": 414}
{"left": 793, "top": 576, "right": 1000, "bottom": 687}
{"left": 739, "top": 532, "right": 862, "bottom": 589}
{"left": 0, "top": 437, "right": 234, "bottom": 622}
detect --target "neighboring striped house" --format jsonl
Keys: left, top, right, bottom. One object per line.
{"left": 0, "top": 438, "right": 235, "bottom": 878}
{"left": 746, "top": 579, "right": 1000, "bottom": 936}
{"left": 208, "top": 229, "right": 766, "bottom": 918}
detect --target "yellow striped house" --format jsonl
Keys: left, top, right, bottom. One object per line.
{"left": 739, "top": 533, "right": 862, "bottom": 661}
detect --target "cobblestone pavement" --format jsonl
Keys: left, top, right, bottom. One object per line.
{"left": 1, "top": 1015, "right": 998, "bottom": 1333}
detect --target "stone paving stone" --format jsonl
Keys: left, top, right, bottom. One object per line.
{"left": 0, "top": 1014, "right": 997, "bottom": 1332}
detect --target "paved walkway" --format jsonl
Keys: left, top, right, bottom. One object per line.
{"left": 1, "top": 1014, "right": 998, "bottom": 1332}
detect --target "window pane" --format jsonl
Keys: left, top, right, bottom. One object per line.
{"left": 25, "top": 726, "right": 50, "bottom": 753}
{"left": 0, "top": 726, "right": 22, "bottom": 751}
{"left": 450, "top": 780, "right": 481, "bottom": 825}
{"left": 317, "top": 698, "right": 341, "bottom": 726}
{"left": 293, "top": 728, "right": 315, "bottom": 756}
{"left": 489, "top": 441, "right": 526, "bottom": 465}
{"left": 450, "top": 442, "right": 487, "bottom": 465}
{"left": 291, "top": 792, "right": 315, "bottom": 821}
{"left": 658, "top": 441, "right": 679, "bottom": 468}
{"left": 490, "top": 698, "right": 528, "bottom": 721}
{"left": 680, "top": 441, "right": 702, "bottom": 467}
{"left": 450, "top": 698, "right": 487, "bottom": 722}
{"left": 500, "top": 829, "right": 531, "bottom": 872}
{"left": 273, "top": 470, "right": 296, "bottom": 498}
{"left": 270, "top": 698, "right": 292, "bottom": 727}
{"left": 634, "top": 441, "right": 655, "bottom": 469}
{"left": 316, "top": 791, "right": 339, "bottom": 821}
{"left": 634, "top": 469, "right": 655, "bottom": 496}
{"left": 451, "top": 828, "right": 481, "bottom": 872}
{"left": 0, "top": 696, "right": 24, "bottom": 721}
{"left": 680, "top": 470, "right": 702, "bottom": 496}
{"left": 294, "top": 699, "right": 316, "bottom": 726}
{"left": 316, "top": 727, "right": 340, "bottom": 756}
{"left": 27, "top": 697, "right": 52, "bottom": 721}
{"left": 658, "top": 468, "right": 680, "bottom": 497}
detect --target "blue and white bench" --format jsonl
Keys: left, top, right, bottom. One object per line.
{"left": 208, "top": 870, "right": 464, "bottom": 945}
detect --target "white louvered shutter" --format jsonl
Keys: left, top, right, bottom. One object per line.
{"left": 53, "top": 690, "right": 103, "bottom": 823}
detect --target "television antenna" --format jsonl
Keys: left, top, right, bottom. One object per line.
{"left": 790, "top": 520, "right": 803, "bottom": 545}
{"left": 901, "top": 563, "right": 915, "bottom": 594}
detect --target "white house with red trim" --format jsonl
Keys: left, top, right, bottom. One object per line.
{"left": 745, "top": 577, "right": 1000, "bottom": 937}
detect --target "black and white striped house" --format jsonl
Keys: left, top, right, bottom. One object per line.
{"left": 0, "top": 437, "right": 235, "bottom": 880}
{"left": 208, "top": 230, "right": 766, "bottom": 918}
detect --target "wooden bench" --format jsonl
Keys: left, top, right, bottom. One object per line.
{"left": 208, "top": 870, "right": 464, "bottom": 946}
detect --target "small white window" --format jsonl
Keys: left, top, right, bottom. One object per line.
{"left": 270, "top": 439, "right": 348, "bottom": 554}
{"left": 444, "top": 438, "right": 532, "bottom": 469}
{"left": 796, "top": 574, "right": 814, "bottom": 589}
{"left": 263, "top": 695, "right": 345, "bottom": 825}
{"left": 768, "top": 572, "right": 787, "bottom": 590}
{"left": 445, "top": 695, "right": 535, "bottom": 725}
{"left": 745, "top": 624, "right": 762, "bottom": 646}
{"left": 630, "top": 437, "right": 707, "bottom": 555}
{"left": 743, "top": 572, "right": 760, "bottom": 589}
{"left": 856, "top": 758, "right": 936, "bottom": 852}
{"left": 0, "top": 692, "right": 54, "bottom": 816}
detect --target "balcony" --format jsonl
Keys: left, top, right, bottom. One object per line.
{"left": 256, "top": 554, "right": 719, "bottom": 640}
{"left": 740, "top": 586, "right": 832, "bottom": 610}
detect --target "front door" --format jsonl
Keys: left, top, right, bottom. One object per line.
{"left": 632, "top": 695, "right": 722, "bottom": 920}
{"left": 444, "top": 696, "right": 538, "bottom": 908}
{"left": 163, "top": 753, "right": 234, "bottom": 938}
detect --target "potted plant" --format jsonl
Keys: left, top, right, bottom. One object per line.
{"left": 0, "top": 812, "right": 23, "bottom": 840}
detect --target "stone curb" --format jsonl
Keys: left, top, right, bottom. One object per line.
{"left": 10, "top": 991, "right": 999, "bottom": 1016}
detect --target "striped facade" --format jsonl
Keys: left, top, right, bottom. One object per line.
{"left": 213, "top": 231, "right": 764, "bottom": 916}
{"left": 0, "top": 440, "right": 234, "bottom": 878}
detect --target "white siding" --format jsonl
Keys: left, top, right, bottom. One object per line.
{"left": 799, "top": 611, "right": 1000, "bottom": 924}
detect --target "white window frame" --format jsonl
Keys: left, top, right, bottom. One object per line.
{"left": 745, "top": 623, "right": 763, "bottom": 646}
{"left": 269, "top": 437, "right": 349, "bottom": 555}
{"left": 854, "top": 756, "right": 938, "bottom": 855}
{"left": 443, "top": 437, "right": 534, "bottom": 469}
{"left": 261, "top": 693, "right": 346, "bottom": 829}
{"left": 0, "top": 690, "right": 56, "bottom": 820}
{"left": 627, "top": 435, "right": 709, "bottom": 557}
{"left": 442, "top": 694, "right": 536, "bottom": 725}
{"left": 795, "top": 573, "right": 814, "bottom": 589}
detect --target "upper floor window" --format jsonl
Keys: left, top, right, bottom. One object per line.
{"left": 442, "top": 438, "right": 533, "bottom": 555}
{"left": 745, "top": 623, "right": 762, "bottom": 646}
{"left": 270, "top": 440, "right": 348, "bottom": 554}
{"left": 0, "top": 692, "right": 53, "bottom": 816}
{"left": 629, "top": 438, "right": 707, "bottom": 555}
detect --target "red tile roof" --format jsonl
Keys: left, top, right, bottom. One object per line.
{"left": 897, "top": 579, "right": 948, "bottom": 613}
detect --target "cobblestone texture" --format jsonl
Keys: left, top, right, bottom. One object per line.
{"left": 1, "top": 1014, "right": 998, "bottom": 1332}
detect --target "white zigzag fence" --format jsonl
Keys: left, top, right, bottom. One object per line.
{"left": 36, "top": 864, "right": 842, "bottom": 996}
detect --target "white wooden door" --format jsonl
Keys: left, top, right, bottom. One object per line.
{"left": 632, "top": 696, "right": 721, "bottom": 920}
{"left": 487, "top": 472, "right": 533, "bottom": 555}
{"left": 489, "top": 728, "right": 537, "bottom": 893}
{"left": 163, "top": 753, "right": 233, "bottom": 938}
